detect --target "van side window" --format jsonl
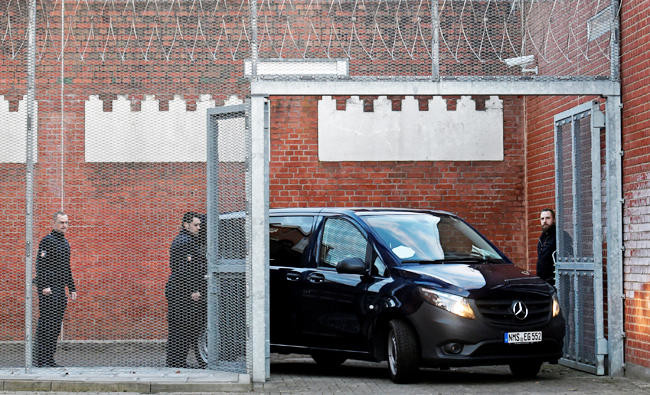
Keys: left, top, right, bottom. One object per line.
{"left": 319, "top": 217, "right": 368, "bottom": 269}
{"left": 269, "top": 216, "right": 314, "bottom": 268}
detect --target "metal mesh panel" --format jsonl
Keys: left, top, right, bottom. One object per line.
{"left": 558, "top": 272, "right": 575, "bottom": 360}
{"left": 556, "top": 112, "right": 595, "bottom": 260}
{"left": 559, "top": 271, "right": 597, "bottom": 365}
{"left": 557, "top": 121, "right": 575, "bottom": 260}
{"left": 576, "top": 116, "right": 594, "bottom": 258}
{"left": 206, "top": 107, "right": 251, "bottom": 374}
{"left": 0, "top": 0, "right": 250, "bottom": 372}
{"left": 578, "top": 273, "right": 596, "bottom": 365}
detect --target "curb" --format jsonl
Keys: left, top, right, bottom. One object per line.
{"left": 1, "top": 373, "right": 252, "bottom": 393}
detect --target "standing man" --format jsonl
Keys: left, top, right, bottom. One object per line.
{"left": 33, "top": 211, "right": 77, "bottom": 367}
{"left": 165, "top": 212, "right": 207, "bottom": 368}
{"left": 537, "top": 208, "right": 561, "bottom": 286}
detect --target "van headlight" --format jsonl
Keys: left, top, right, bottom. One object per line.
{"left": 418, "top": 287, "right": 475, "bottom": 319}
{"left": 552, "top": 292, "right": 561, "bottom": 318}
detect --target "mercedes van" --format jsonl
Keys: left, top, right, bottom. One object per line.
{"left": 268, "top": 208, "right": 565, "bottom": 383}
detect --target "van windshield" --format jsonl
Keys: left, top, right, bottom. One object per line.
{"left": 362, "top": 213, "right": 504, "bottom": 263}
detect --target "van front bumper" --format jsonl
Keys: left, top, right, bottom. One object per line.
{"left": 408, "top": 302, "right": 565, "bottom": 367}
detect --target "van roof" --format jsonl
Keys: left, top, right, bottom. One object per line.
{"left": 269, "top": 207, "right": 455, "bottom": 216}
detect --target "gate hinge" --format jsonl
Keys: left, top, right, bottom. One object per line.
{"left": 620, "top": 150, "right": 624, "bottom": 157}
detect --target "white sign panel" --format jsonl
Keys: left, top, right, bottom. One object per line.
{"left": 0, "top": 97, "right": 38, "bottom": 163}
{"left": 318, "top": 96, "right": 503, "bottom": 161}
{"left": 85, "top": 95, "right": 244, "bottom": 162}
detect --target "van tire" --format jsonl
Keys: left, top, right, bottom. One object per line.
{"left": 387, "top": 320, "right": 419, "bottom": 383}
{"left": 311, "top": 351, "right": 347, "bottom": 368}
{"left": 509, "top": 360, "right": 542, "bottom": 379}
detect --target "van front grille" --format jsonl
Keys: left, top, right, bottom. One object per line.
{"left": 474, "top": 294, "right": 551, "bottom": 327}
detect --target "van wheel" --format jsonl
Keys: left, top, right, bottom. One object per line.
{"left": 311, "top": 351, "right": 347, "bottom": 368}
{"left": 509, "top": 360, "right": 542, "bottom": 379}
{"left": 387, "top": 320, "right": 419, "bottom": 383}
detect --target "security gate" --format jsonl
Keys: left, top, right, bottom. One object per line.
{"left": 554, "top": 101, "right": 607, "bottom": 375}
{"left": 205, "top": 104, "right": 252, "bottom": 373}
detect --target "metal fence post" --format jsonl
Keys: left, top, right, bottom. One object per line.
{"left": 250, "top": 95, "right": 269, "bottom": 383}
{"left": 24, "top": 0, "right": 37, "bottom": 371}
{"left": 431, "top": 0, "right": 440, "bottom": 80}
{"left": 605, "top": 94, "right": 624, "bottom": 376}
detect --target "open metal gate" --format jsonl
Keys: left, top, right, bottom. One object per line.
{"left": 554, "top": 101, "right": 607, "bottom": 375}
{"left": 205, "top": 104, "right": 252, "bottom": 373}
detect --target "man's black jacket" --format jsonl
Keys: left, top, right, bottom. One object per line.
{"left": 166, "top": 228, "right": 207, "bottom": 301}
{"left": 34, "top": 230, "right": 75, "bottom": 292}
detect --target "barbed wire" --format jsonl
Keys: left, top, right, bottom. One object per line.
{"left": 0, "top": 0, "right": 620, "bottom": 77}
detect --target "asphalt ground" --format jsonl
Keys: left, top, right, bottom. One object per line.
{"left": 0, "top": 353, "right": 648, "bottom": 394}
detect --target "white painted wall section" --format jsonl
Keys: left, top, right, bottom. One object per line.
{"left": 0, "top": 96, "right": 38, "bottom": 163}
{"left": 318, "top": 96, "right": 503, "bottom": 161}
{"left": 85, "top": 95, "right": 244, "bottom": 162}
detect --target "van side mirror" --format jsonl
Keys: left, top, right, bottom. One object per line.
{"left": 336, "top": 257, "right": 367, "bottom": 275}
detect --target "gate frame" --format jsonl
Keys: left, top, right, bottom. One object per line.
{"left": 553, "top": 100, "right": 607, "bottom": 375}
{"left": 206, "top": 104, "right": 253, "bottom": 374}
{"left": 249, "top": 78, "right": 624, "bottom": 381}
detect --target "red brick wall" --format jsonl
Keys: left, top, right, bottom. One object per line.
{"left": 523, "top": 0, "right": 650, "bottom": 370}
{"left": 269, "top": 95, "right": 528, "bottom": 265}
{"left": 0, "top": 91, "right": 210, "bottom": 341}
{"left": 1, "top": 92, "right": 527, "bottom": 343}
{"left": 620, "top": 0, "right": 650, "bottom": 369}
{"left": 524, "top": 95, "right": 602, "bottom": 269}
{"left": 0, "top": 2, "right": 645, "bottom": 370}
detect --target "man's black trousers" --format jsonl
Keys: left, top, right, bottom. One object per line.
{"left": 34, "top": 287, "right": 67, "bottom": 365}
{"left": 166, "top": 296, "right": 206, "bottom": 368}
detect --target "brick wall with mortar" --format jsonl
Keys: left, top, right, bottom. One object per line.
{"left": 0, "top": 0, "right": 645, "bottom": 370}
{"left": 523, "top": 2, "right": 650, "bottom": 370}
{"left": 619, "top": 0, "right": 650, "bottom": 370}
{"left": 0, "top": 92, "right": 528, "bottom": 342}
{"left": 269, "top": 95, "right": 528, "bottom": 265}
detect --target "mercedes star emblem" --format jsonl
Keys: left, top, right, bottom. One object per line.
{"left": 511, "top": 300, "right": 529, "bottom": 320}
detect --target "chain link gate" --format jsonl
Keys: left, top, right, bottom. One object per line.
{"left": 0, "top": 0, "right": 252, "bottom": 373}
{"left": 554, "top": 101, "right": 607, "bottom": 375}
{"left": 205, "top": 104, "right": 252, "bottom": 373}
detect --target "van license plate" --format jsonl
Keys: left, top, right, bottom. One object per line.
{"left": 504, "top": 331, "right": 542, "bottom": 344}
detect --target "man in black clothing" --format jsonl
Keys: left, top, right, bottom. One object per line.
{"left": 165, "top": 212, "right": 207, "bottom": 368}
{"left": 537, "top": 208, "right": 573, "bottom": 286}
{"left": 33, "top": 211, "right": 77, "bottom": 367}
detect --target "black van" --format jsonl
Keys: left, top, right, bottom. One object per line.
{"left": 269, "top": 208, "right": 565, "bottom": 383}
